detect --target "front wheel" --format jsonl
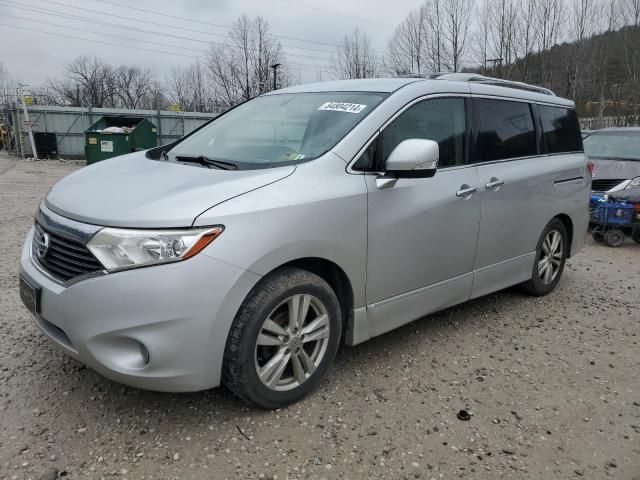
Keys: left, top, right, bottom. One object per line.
{"left": 522, "top": 219, "right": 568, "bottom": 296}
{"left": 222, "top": 267, "right": 341, "bottom": 409}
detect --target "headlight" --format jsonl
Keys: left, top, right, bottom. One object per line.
{"left": 87, "top": 226, "right": 223, "bottom": 272}
{"left": 626, "top": 176, "right": 640, "bottom": 189}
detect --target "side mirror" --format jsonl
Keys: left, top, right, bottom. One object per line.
{"left": 385, "top": 139, "right": 439, "bottom": 178}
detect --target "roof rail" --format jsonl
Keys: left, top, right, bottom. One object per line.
{"left": 432, "top": 72, "right": 556, "bottom": 96}
{"left": 397, "top": 72, "right": 447, "bottom": 79}
{"left": 398, "top": 72, "right": 555, "bottom": 96}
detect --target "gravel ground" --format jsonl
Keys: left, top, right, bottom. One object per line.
{"left": 0, "top": 155, "right": 638, "bottom": 480}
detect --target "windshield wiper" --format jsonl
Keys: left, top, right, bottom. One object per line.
{"left": 175, "top": 155, "right": 238, "bottom": 170}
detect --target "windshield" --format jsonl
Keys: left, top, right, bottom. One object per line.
{"left": 583, "top": 131, "right": 640, "bottom": 160}
{"left": 170, "top": 92, "right": 386, "bottom": 168}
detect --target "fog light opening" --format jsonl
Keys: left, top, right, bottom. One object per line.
{"left": 139, "top": 343, "right": 150, "bottom": 366}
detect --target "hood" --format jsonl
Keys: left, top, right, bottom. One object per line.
{"left": 610, "top": 186, "right": 640, "bottom": 203}
{"left": 588, "top": 157, "right": 640, "bottom": 181}
{"left": 45, "top": 152, "right": 295, "bottom": 228}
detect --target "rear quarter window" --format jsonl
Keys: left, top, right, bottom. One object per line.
{"left": 475, "top": 99, "right": 537, "bottom": 162}
{"left": 538, "top": 105, "right": 582, "bottom": 154}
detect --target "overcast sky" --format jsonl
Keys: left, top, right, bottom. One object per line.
{"left": 0, "top": 0, "right": 423, "bottom": 88}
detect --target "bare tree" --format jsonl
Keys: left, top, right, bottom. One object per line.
{"left": 0, "top": 62, "right": 14, "bottom": 110}
{"left": 472, "top": 1, "right": 492, "bottom": 74}
{"left": 385, "top": 6, "right": 429, "bottom": 75}
{"left": 487, "top": 0, "right": 518, "bottom": 77}
{"left": 512, "top": 0, "right": 539, "bottom": 81}
{"left": 44, "top": 78, "right": 83, "bottom": 107}
{"left": 332, "top": 28, "right": 379, "bottom": 79}
{"left": 165, "top": 62, "right": 214, "bottom": 112}
{"left": 424, "top": 0, "right": 447, "bottom": 71}
{"left": 534, "top": 0, "right": 567, "bottom": 85}
{"left": 442, "top": 0, "right": 473, "bottom": 72}
{"left": 114, "top": 66, "right": 154, "bottom": 109}
{"left": 621, "top": 0, "right": 640, "bottom": 120}
{"left": 45, "top": 56, "right": 116, "bottom": 108}
{"left": 624, "top": 0, "right": 640, "bottom": 26}
{"left": 566, "top": 0, "right": 599, "bottom": 98}
{"left": 206, "top": 15, "right": 286, "bottom": 108}
{"left": 594, "top": 0, "right": 621, "bottom": 126}
{"left": 144, "top": 81, "right": 168, "bottom": 110}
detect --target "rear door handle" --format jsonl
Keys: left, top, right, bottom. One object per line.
{"left": 456, "top": 185, "right": 478, "bottom": 198}
{"left": 485, "top": 178, "right": 505, "bottom": 191}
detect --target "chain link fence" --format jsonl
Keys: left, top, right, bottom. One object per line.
{"left": 3, "top": 105, "right": 220, "bottom": 159}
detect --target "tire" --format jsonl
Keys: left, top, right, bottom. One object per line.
{"left": 522, "top": 218, "right": 568, "bottom": 296}
{"left": 632, "top": 229, "right": 640, "bottom": 244}
{"left": 222, "top": 267, "right": 342, "bottom": 409}
{"left": 604, "top": 229, "right": 625, "bottom": 247}
{"left": 591, "top": 228, "right": 605, "bottom": 242}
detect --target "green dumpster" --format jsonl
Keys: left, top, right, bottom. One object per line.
{"left": 84, "top": 116, "right": 157, "bottom": 164}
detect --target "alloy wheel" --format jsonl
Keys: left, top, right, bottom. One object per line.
{"left": 254, "top": 294, "right": 330, "bottom": 391}
{"left": 538, "top": 230, "right": 563, "bottom": 284}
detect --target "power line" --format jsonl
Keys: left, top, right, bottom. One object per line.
{"left": 0, "top": 23, "right": 201, "bottom": 59}
{"left": 2, "top": 13, "right": 210, "bottom": 55}
{"left": 278, "top": 0, "right": 394, "bottom": 28}
{"left": 0, "top": 22, "right": 337, "bottom": 76}
{"left": 90, "top": 0, "right": 387, "bottom": 56}
{"left": 90, "top": 0, "right": 388, "bottom": 56}
{"left": 30, "top": 0, "right": 342, "bottom": 54}
{"left": 0, "top": 1, "right": 336, "bottom": 63}
{"left": 3, "top": 11, "right": 340, "bottom": 72}
{"left": 1, "top": 1, "right": 389, "bottom": 73}
{"left": 93, "top": 0, "right": 343, "bottom": 56}
{"left": 89, "top": 0, "right": 346, "bottom": 49}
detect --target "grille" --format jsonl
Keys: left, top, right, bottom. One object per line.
{"left": 32, "top": 224, "right": 103, "bottom": 282}
{"left": 592, "top": 179, "right": 625, "bottom": 192}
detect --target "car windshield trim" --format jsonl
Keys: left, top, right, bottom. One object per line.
{"left": 164, "top": 91, "right": 388, "bottom": 170}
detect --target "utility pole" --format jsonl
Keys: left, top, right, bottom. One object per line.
{"left": 14, "top": 88, "right": 24, "bottom": 159}
{"left": 271, "top": 63, "right": 281, "bottom": 91}
{"left": 486, "top": 58, "right": 503, "bottom": 78}
{"left": 19, "top": 84, "right": 38, "bottom": 159}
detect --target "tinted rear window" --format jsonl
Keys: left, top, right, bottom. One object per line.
{"left": 539, "top": 105, "right": 582, "bottom": 153}
{"left": 476, "top": 99, "right": 536, "bottom": 162}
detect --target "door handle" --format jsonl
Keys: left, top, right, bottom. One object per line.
{"left": 485, "top": 178, "right": 505, "bottom": 191}
{"left": 456, "top": 185, "right": 478, "bottom": 198}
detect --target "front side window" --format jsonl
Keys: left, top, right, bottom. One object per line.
{"left": 170, "top": 92, "right": 386, "bottom": 169}
{"left": 475, "top": 99, "right": 536, "bottom": 162}
{"left": 381, "top": 97, "right": 466, "bottom": 168}
{"left": 539, "top": 105, "right": 582, "bottom": 153}
{"left": 353, "top": 97, "right": 467, "bottom": 171}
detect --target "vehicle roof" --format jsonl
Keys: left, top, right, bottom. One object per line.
{"left": 267, "top": 77, "right": 574, "bottom": 106}
{"left": 268, "top": 78, "right": 419, "bottom": 94}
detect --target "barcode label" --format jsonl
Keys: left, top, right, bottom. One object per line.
{"left": 318, "top": 102, "right": 367, "bottom": 113}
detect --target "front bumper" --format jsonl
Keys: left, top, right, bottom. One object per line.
{"left": 20, "top": 227, "right": 260, "bottom": 392}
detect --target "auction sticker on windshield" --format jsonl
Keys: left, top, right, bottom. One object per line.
{"left": 318, "top": 102, "right": 367, "bottom": 113}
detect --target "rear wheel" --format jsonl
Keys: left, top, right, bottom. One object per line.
{"left": 591, "top": 226, "right": 605, "bottom": 242}
{"left": 604, "top": 229, "right": 625, "bottom": 247}
{"left": 222, "top": 267, "right": 341, "bottom": 409}
{"left": 522, "top": 219, "right": 568, "bottom": 296}
{"left": 632, "top": 229, "right": 640, "bottom": 244}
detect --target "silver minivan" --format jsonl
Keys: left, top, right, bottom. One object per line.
{"left": 19, "top": 74, "right": 589, "bottom": 408}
